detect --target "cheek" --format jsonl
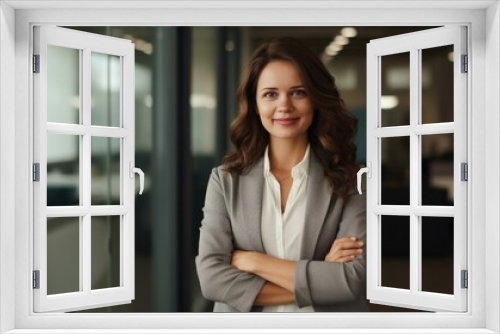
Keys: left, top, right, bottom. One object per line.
{"left": 257, "top": 103, "right": 273, "bottom": 118}
{"left": 300, "top": 103, "right": 314, "bottom": 120}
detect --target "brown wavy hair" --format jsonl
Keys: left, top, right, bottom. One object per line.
{"left": 222, "top": 37, "right": 359, "bottom": 200}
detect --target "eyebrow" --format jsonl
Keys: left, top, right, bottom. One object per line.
{"left": 260, "top": 85, "right": 305, "bottom": 91}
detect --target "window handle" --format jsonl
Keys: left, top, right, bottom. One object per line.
{"left": 357, "top": 162, "right": 371, "bottom": 195}
{"left": 129, "top": 162, "right": 144, "bottom": 195}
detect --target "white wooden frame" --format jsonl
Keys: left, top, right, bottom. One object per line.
{"left": 366, "top": 26, "right": 467, "bottom": 312}
{"left": 32, "top": 26, "right": 135, "bottom": 312}
{"left": 0, "top": 1, "right": 498, "bottom": 333}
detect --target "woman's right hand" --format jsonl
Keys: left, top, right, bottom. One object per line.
{"left": 324, "top": 236, "right": 364, "bottom": 263}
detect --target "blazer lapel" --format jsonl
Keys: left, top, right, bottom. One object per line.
{"left": 300, "top": 152, "right": 333, "bottom": 260}
{"left": 239, "top": 157, "right": 265, "bottom": 252}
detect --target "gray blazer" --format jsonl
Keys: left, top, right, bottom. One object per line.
{"left": 195, "top": 152, "right": 369, "bottom": 312}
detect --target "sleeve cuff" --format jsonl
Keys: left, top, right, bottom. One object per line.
{"left": 235, "top": 275, "right": 266, "bottom": 312}
{"left": 294, "top": 259, "right": 313, "bottom": 308}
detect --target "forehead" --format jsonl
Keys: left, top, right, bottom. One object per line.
{"left": 256, "top": 60, "right": 303, "bottom": 88}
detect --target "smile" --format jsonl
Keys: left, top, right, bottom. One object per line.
{"left": 274, "top": 118, "right": 299, "bottom": 126}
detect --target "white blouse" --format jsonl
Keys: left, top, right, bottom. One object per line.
{"left": 261, "top": 145, "right": 314, "bottom": 312}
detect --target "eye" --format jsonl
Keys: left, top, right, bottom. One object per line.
{"left": 262, "top": 91, "right": 277, "bottom": 99}
{"left": 291, "top": 89, "right": 307, "bottom": 97}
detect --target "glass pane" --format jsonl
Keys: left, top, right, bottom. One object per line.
{"left": 421, "top": 45, "right": 454, "bottom": 124}
{"left": 191, "top": 27, "right": 217, "bottom": 156}
{"left": 47, "top": 217, "right": 80, "bottom": 294}
{"left": 381, "top": 215, "right": 410, "bottom": 290}
{"left": 421, "top": 216, "right": 454, "bottom": 294}
{"left": 47, "top": 45, "right": 80, "bottom": 124}
{"left": 91, "top": 52, "right": 121, "bottom": 127}
{"left": 47, "top": 133, "right": 79, "bottom": 206}
{"left": 381, "top": 52, "right": 410, "bottom": 127}
{"left": 421, "top": 133, "right": 454, "bottom": 206}
{"left": 91, "top": 216, "right": 121, "bottom": 290}
{"left": 91, "top": 137, "right": 121, "bottom": 205}
{"left": 381, "top": 136, "right": 410, "bottom": 205}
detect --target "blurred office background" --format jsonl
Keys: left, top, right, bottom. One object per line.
{"left": 46, "top": 26, "right": 454, "bottom": 312}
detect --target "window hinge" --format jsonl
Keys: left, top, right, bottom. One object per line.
{"left": 461, "top": 270, "right": 468, "bottom": 289}
{"left": 33, "top": 163, "right": 40, "bottom": 182}
{"left": 33, "top": 54, "right": 40, "bottom": 73}
{"left": 33, "top": 270, "right": 40, "bottom": 289}
{"left": 461, "top": 54, "right": 468, "bottom": 73}
{"left": 461, "top": 162, "right": 468, "bottom": 181}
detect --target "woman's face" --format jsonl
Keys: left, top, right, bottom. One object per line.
{"left": 255, "top": 60, "right": 314, "bottom": 144}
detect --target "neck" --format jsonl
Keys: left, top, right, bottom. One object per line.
{"left": 268, "top": 137, "right": 308, "bottom": 171}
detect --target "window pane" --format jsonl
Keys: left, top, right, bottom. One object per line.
{"left": 91, "top": 216, "right": 121, "bottom": 290}
{"left": 47, "top": 133, "right": 79, "bottom": 206}
{"left": 381, "top": 136, "right": 410, "bottom": 205}
{"left": 47, "top": 217, "right": 80, "bottom": 294}
{"left": 191, "top": 27, "right": 217, "bottom": 156}
{"left": 421, "top": 216, "right": 454, "bottom": 294}
{"left": 47, "top": 45, "right": 80, "bottom": 124}
{"left": 421, "top": 45, "right": 454, "bottom": 124}
{"left": 381, "top": 52, "right": 410, "bottom": 127}
{"left": 421, "top": 133, "right": 454, "bottom": 206}
{"left": 91, "top": 137, "right": 121, "bottom": 205}
{"left": 91, "top": 52, "right": 121, "bottom": 127}
{"left": 381, "top": 215, "right": 410, "bottom": 290}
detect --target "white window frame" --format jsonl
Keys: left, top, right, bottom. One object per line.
{"left": 0, "top": 1, "right": 499, "bottom": 333}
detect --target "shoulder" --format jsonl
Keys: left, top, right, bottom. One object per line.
{"left": 207, "top": 164, "right": 241, "bottom": 196}
{"left": 212, "top": 156, "right": 265, "bottom": 181}
{"left": 210, "top": 164, "right": 236, "bottom": 184}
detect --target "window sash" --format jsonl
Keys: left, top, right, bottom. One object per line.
{"left": 366, "top": 26, "right": 467, "bottom": 312}
{"left": 32, "top": 25, "right": 136, "bottom": 313}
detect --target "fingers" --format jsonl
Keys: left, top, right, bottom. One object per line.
{"left": 336, "top": 240, "right": 364, "bottom": 251}
{"left": 332, "top": 236, "right": 357, "bottom": 246}
{"left": 330, "top": 239, "right": 364, "bottom": 253}
{"left": 330, "top": 236, "right": 362, "bottom": 249}
{"left": 325, "top": 248, "right": 362, "bottom": 262}
{"left": 325, "top": 236, "right": 365, "bottom": 263}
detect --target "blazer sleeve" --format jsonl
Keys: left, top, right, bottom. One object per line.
{"left": 294, "top": 183, "right": 367, "bottom": 307}
{"left": 195, "top": 168, "right": 266, "bottom": 312}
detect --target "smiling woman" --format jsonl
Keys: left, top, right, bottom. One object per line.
{"left": 256, "top": 60, "right": 314, "bottom": 145}
{"left": 195, "top": 37, "right": 367, "bottom": 312}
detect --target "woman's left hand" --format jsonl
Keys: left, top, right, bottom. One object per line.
{"left": 231, "top": 250, "right": 259, "bottom": 273}
{"left": 232, "top": 250, "right": 296, "bottom": 293}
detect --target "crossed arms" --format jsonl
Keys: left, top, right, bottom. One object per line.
{"left": 231, "top": 236, "right": 364, "bottom": 306}
{"left": 195, "top": 168, "right": 366, "bottom": 311}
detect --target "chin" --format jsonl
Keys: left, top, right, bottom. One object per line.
{"left": 270, "top": 131, "right": 307, "bottom": 141}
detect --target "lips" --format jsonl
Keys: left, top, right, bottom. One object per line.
{"left": 274, "top": 118, "right": 299, "bottom": 125}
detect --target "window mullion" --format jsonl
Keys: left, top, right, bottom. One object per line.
{"left": 409, "top": 47, "right": 420, "bottom": 294}
{"left": 82, "top": 47, "right": 92, "bottom": 294}
{"left": 46, "top": 123, "right": 129, "bottom": 138}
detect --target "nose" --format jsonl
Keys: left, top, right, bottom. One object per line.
{"left": 277, "top": 94, "right": 292, "bottom": 112}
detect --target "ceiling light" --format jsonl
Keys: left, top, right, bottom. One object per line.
{"left": 334, "top": 35, "right": 349, "bottom": 45}
{"left": 327, "top": 43, "right": 343, "bottom": 53}
{"left": 325, "top": 48, "right": 337, "bottom": 56}
{"left": 341, "top": 27, "right": 357, "bottom": 38}
{"left": 381, "top": 95, "right": 399, "bottom": 109}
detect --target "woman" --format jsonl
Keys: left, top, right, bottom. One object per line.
{"left": 195, "top": 37, "right": 367, "bottom": 312}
